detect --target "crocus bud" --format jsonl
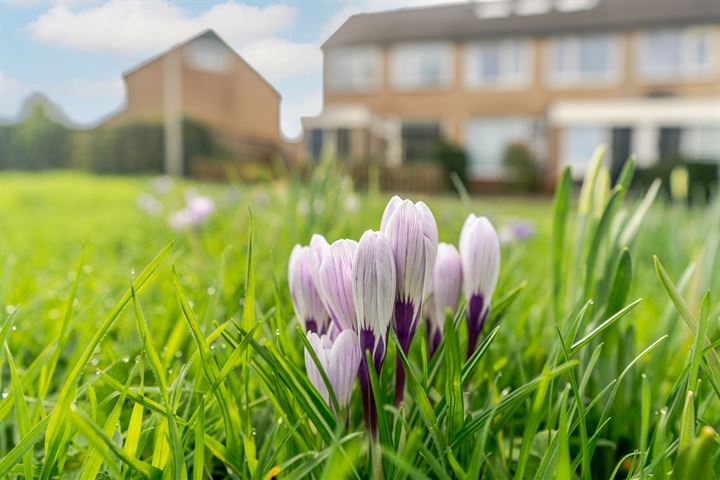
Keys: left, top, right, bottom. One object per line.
{"left": 288, "top": 237, "right": 331, "bottom": 334}
{"left": 318, "top": 240, "right": 358, "bottom": 332}
{"left": 459, "top": 214, "right": 500, "bottom": 358}
{"left": 424, "top": 243, "right": 462, "bottom": 359}
{"left": 353, "top": 230, "right": 396, "bottom": 433}
{"left": 305, "top": 329, "right": 361, "bottom": 411}
{"left": 381, "top": 196, "right": 438, "bottom": 403}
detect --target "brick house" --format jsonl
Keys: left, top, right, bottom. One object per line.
{"left": 302, "top": 0, "right": 720, "bottom": 184}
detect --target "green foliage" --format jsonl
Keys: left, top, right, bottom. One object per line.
{"left": 0, "top": 160, "right": 718, "bottom": 479}
{"left": 502, "top": 141, "right": 539, "bottom": 192}
{"left": 432, "top": 140, "right": 468, "bottom": 187}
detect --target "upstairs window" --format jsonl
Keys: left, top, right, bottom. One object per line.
{"left": 638, "top": 28, "right": 714, "bottom": 80}
{"left": 547, "top": 34, "right": 619, "bottom": 85}
{"left": 391, "top": 43, "right": 453, "bottom": 90}
{"left": 465, "top": 40, "right": 530, "bottom": 88}
{"left": 326, "top": 47, "right": 380, "bottom": 92}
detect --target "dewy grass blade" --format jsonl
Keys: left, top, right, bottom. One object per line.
{"left": 41, "top": 242, "right": 173, "bottom": 480}
{"left": 0, "top": 415, "right": 50, "bottom": 478}
{"left": 173, "top": 266, "right": 242, "bottom": 458}
{"left": 5, "top": 344, "right": 33, "bottom": 480}
{"left": 70, "top": 408, "right": 162, "bottom": 479}
{"left": 132, "top": 284, "right": 186, "bottom": 479}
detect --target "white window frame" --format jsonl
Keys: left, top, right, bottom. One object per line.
{"left": 545, "top": 34, "right": 622, "bottom": 87}
{"left": 325, "top": 46, "right": 381, "bottom": 93}
{"left": 390, "top": 42, "right": 454, "bottom": 91}
{"left": 636, "top": 27, "right": 716, "bottom": 82}
{"left": 464, "top": 38, "right": 532, "bottom": 89}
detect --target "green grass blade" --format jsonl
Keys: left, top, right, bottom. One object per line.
{"left": 193, "top": 396, "right": 205, "bottom": 480}
{"left": 5, "top": 344, "right": 33, "bottom": 480}
{"left": 42, "top": 242, "right": 172, "bottom": 479}
{"left": 0, "top": 415, "right": 50, "bottom": 477}
{"left": 552, "top": 166, "right": 572, "bottom": 322}
{"left": 569, "top": 299, "right": 641, "bottom": 355}
{"left": 443, "top": 311, "right": 463, "bottom": 443}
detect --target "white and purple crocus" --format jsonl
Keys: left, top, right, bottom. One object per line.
{"left": 288, "top": 234, "right": 331, "bottom": 335}
{"left": 424, "top": 243, "right": 463, "bottom": 359}
{"left": 353, "top": 230, "right": 396, "bottom": 433}
{"left": 381, "top": 196, "right": 438, "bottom": 404}
{"left": 304, "top": 329, "right": 361, "bottom": 411}
{"left": 459, "top": 214, "right": 500, "bottom": 358}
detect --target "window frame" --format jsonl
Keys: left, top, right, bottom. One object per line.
{"left": 390, "top": 42, "right": 454, "bottom": 91}
{"left": 636, "top": 26, "right": 716, "bottom": 82}
{"left": 545, "top": 33, "right": 622, "bottom": 87}
{"left": 325, "top": 46, "right": 382, "bottom": 93}
{"left": 464, "top": 38, "right": 532, "bottom": 90}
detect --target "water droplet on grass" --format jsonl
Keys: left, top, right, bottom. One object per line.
{"left": 207, "top": 287, "right": 216, "bottom": 296}
{"left": 275, "top": 329, "right": 280, "bottom": 336}
{"left": 1, "top": 392, "right": 8, "bottom": 399}
{"left": 122, "top": 357, "right": 130, "bottom": 363}
{"left": 175, "top": 350, "right": 182, "bottom": 358}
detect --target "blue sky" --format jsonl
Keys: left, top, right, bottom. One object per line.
{"left": 0, "top": 0, "right": 453, "bottom": 139}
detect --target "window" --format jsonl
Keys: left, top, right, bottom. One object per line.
{"left": 638, "top": 28, "right": 714, "bottom": 80}
{"left": 465, "top": 117, "right": 538, "bottom": 177}
{"left": 562, "top": 126, "right": 608, "bottom": 176}
{"left": 681, "top": 126, "right": 720, "bottom": 163}
{"left": 391, "top": 43, "right": 453, "bottom": 90}
{"left": 548, "top": 34, "right": 618, "bottom": 85}
{"left": 336, "top": 128, "right": 350, "bottom": 159}
{"left": 465, "top": 40, "right": 530, "bottom": 88}
{"left": 401, "top": 122, "right": 441, "bottom": 163}
{"left": 326, "top": 47, "right": 380, "bottom": 92}
{"left": 308, "top": 129, "right": 323, "bottom": 160}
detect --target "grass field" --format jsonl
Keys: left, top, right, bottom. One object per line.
{"left": 0, "top": 158, "right": 718, "bottom": 479}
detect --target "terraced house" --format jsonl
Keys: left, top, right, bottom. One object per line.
{"left": 302, "top": 0, "right": 720, "bottom": 184}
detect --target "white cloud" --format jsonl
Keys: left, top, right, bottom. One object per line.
{"left": 240, "top": 39, "right": 322, "bottom": 82}
{"left": 27, "top": 1, "right": 296, "bottom": 55}
{"left": 281, "top": 89, "right": 322, "bottom": 140}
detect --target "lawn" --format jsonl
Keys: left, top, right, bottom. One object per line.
{"left": 0, "top": 159, "right": 718, "bottom": 479}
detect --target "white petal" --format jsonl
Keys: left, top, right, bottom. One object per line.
{"left": 318, "top": 239, "right": 358, "bottom": 331}
{"left": 353, "top": 230, "right": 396, "bottom": 343}
{"left": 380, "top": 195, "right": 403, "bottom": 231}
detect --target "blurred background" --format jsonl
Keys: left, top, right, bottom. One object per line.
{"left": 1, "top": 0, "right": 719, "bottom": 197}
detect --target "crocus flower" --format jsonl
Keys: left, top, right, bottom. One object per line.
{"left": 381, "top": 196, "right": 438, "bottom": 404}
{"left": 499, "top": 219, "right": 536, "bottom": 245}
{"left": 353, "top": 230, "right": 396, "bottom": 433}
{"left": 168, "top": 192, "right": 215, "bottom": 230}
{"left": 459, "top": 214, "right": 500, "bottom": 358}
{"left": 318, "top": 239, "right": 358, "bottom": 332}
{"left": 288, "top": 235, "right": 331, "bottom": 334}
{"left": 424, "top": 243, "right": 462, "bottom": 359}
{"left": 137, "top": 193, "right": 163, "bottom": 216}
{"left": 304, "top": 329, "right": 361, "bottom": 411}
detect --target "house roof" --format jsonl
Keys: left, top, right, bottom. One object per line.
{"left": 123, "top": 29, "right": 280, "bottom": 98}
{"left": 323, "top": 0, "right": 720, "bottom": 48}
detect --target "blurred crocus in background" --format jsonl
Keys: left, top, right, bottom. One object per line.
{"left": 304, "top": 329, "right": 361, "bottom": 411}
{"left": 136, "top": 192, "right": 163, "bottom": 216}
{"left": 424, "top": 243, "right": 463, "bottom": 359}
{"left": 168, "top": 190, "right": 215, "bottom": 231}
{"left": 353, "top": 230, "right": 396, "bottom": 433}
{"left": 318, "top": 239, "right": 358, "bottom": 332}
{"left": 460, "top": 214, "right": 500, "bottom": 358}
{"left": 381, "top": 196, "right": 438, "bottom": 404}
{"left": 288, "top": 235, "right": 331, "bottom": 334}
{"left": 499, "top": 219, "right": 536, "bottom": 245}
